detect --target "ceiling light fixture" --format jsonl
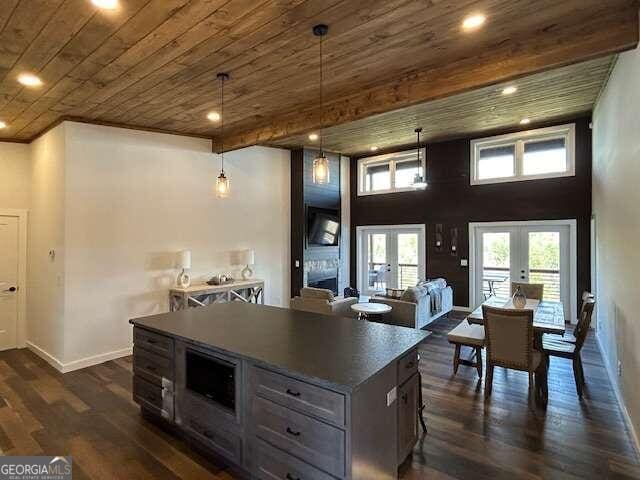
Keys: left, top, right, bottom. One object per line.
{"left": 311, "top": 24, "right": 330, "bottom": 185}
{"left": 308, "top": 133, "right": 319, "bottom": 141}
{"left": 520, "top": 118, "right": 531, "bottom": 125}
{"left": 91, "top": 0, "right": 119, "bottom": 9}
{"left": 412, "top": 128, "right": 427, "bottom": 189}
{"left": 17, "top": 73, "right": 42, "bottom": 87}
{"left": 462, "top": 13, "right": 486, "bottom": 31}
{"left": 215, "top": 73, "right": 230, "bottom": 199}
{"left": 207, "top": 111, "right": 220, "bottom": 122}
{"left": 370, "top": 146, "right": 378, "bottom": 152}
{"left": 502, "top": 85, "right": 518, "bottom": 95}
{"left": 0, "top": 121, "right": 6, "bottom": 129}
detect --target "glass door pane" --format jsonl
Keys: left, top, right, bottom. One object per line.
{"left": 367, "top": 233, "right": 389, "bottom": 294}
{"left": 397, "top": 233, "right": 419, "bottom": 289}
{"left": 526, "top": 231, "right": 561, "bottom": 301}
{"left": 480, "top": 231, "right": 512, "bottom": 300}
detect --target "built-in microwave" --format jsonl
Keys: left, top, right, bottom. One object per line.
{"left": 185, "top": 349, "right": 236, "bottom": 413}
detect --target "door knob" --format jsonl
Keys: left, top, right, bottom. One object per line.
{"left": 3, "top": 286, "right": 16, "bottom": 293}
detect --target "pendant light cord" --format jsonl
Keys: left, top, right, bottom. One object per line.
{"left": 319, "top": 31, "right": 324, "bottom": 157}
{"left": 220, "top": 75, "right": 225, "bottom": 173}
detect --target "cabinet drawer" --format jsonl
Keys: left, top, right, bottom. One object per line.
{"left": 133, "top": 375, "right": 173, "bottom": 420}
{"left": 250, "top": 366, "right": 345, "bottom": 427}
{"left": 253, "top": 438, "right": 336, "bottom": 480}
{"left": 252, "top": 396, "right": 345, "bottom": 478}
{"left": 134, "top": 328, "right": 174, "bottom": 358}
{"left": 398, "top": 348, "right": 418, "bottom": 385}
{"left": 134, "top": 346, "right": 173, "bottom": 385}
{"left": 183, "top": 413, "right": 242, "bottom": 464}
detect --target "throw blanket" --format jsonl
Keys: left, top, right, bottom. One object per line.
{"left": 418, "top": 278, "right": 447, "bottom": 314}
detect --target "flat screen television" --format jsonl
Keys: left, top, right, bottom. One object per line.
{"left": 307, "top": 206, "right": 340, "bottom": 246}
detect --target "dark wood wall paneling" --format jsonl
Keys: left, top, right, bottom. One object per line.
{"left": 349, "top": 116, "right": 592, "bottom": 308}
{"left": 291, "top": 149, "right": 342, "bottom": 298}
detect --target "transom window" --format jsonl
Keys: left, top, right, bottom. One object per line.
{"left": 470, "top": 123, "right": 575, "bottom": 185}
{"left": 358, "top": 149, "right": 426, "bottom": 195}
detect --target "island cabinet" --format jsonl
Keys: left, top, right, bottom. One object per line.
{"left": 130, "top": 302, "right": 429, "bottom": 480}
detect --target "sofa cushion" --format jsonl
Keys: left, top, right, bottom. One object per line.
{"left": 400, "top": 286, "right": 427, "bottom": 304}
{"left": 300, "top": 287, "right": 334, "bottom": 302}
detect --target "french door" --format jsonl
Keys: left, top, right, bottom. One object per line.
{"left": 473, "top": 223, "right": 572, "bottom": 318}
{"left": 357, "top": 225, "right": 425, "bottom": 296}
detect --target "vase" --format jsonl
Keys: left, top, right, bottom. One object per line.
{"left": 512, "top": 286, "right": 527, "bottom": 309}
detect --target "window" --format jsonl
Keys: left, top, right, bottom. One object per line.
{"left": 470, "top": 124, "right": 575, "bottom": 185}
{"left": 358, "top": 149, "right": 426, "bottom": 195}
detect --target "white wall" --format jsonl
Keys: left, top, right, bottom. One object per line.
{"left": 28, "top": 124, "right": 67, "bottom": 362}
{"left": 593, "top": 46, "right": 640, "bottom": 452}
{"left": 0, "top": 142, "right": 30, "bottom": 210}
{"left": 60, "top": 122, "right": 290, "bottom": 366}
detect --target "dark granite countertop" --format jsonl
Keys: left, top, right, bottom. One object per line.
{"left": 130, "top": 303, "right": 429, "bottom": 392}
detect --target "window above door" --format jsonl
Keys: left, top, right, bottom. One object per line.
{"left": 357, "top": 149, "right": 426, "bottom": 196}
{"left": 470, "top": 123, "right": 575, "bottom": 185}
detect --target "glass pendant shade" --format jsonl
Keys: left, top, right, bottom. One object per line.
{"left": 312, "top": 155, "right": 330, "bottom": 184}
{"left": 215, "top": 171, "right": 230, "bottom": 198}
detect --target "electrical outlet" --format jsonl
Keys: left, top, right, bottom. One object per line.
{"left": 386, "top": 386, "right": 397, "bottom": 406}
{"left": 617, "top": 361, "right": 622, "bottom": 377}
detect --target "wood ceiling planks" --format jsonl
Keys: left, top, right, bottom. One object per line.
{"left": 0, "top": 0, "right": 636, "bottom": 148}
{"left": 268, "top": 56, "right": 615, "bottom": 156}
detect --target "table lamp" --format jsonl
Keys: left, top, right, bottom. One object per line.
{"left": 238, "top": 249, "right": 255, "bottom": 280}
{"left": 176, "top": 250, "right": 191, "bottom": 288}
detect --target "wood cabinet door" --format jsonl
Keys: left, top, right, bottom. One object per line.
{"left": 397, "top": 372, "right": 419, "bottom": 463}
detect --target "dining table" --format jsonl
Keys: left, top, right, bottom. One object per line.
{"left": 467, "top": 296, "right": 566, "bottom": 405}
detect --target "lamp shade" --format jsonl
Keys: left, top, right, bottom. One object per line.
{"left": 232, "top": 249, "right": 255, "bottom": 266}
{"left": 177, "top": 250, "right": 191, "bottom": 269}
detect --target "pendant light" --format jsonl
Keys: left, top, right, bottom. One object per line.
{"left": 312, "top": 24, "right": 330, "bottom": 184}
{"left": 215, "top": 72, "right": 230, "bottom": 198}
{"left": 412, "top": 127, "right": 428, "bottom": 189}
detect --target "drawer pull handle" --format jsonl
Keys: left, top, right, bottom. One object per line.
{"left": 286, "top": 427, "right": 301, "bottom": 437}
{"left": 147, "top": 339, "right": 158, "bottom": 344}
{"left": 146, "top": 365, "right": 157, "bottom": 372}
{"left": 203, "top": 430, "right": 214, "bottom": 439}
{"left": 285, "top": 388, "right": 301, "bottom": 397}
{"left": 405, "top": 361, "right": 415, "bottom": 369}
{"left": 286, "top": 474, "right": 300, "bottom": 480}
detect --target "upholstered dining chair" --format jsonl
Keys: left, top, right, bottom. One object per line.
{"left": 482, "top": 305, "right": 543, "bottom": 399}
{"left": 511, "top": 282, "right": 544, "bottom": 301}
{"left": 543, "top": 298, "right": 595, "bottom": 397}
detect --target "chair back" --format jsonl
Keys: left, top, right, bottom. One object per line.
{"left": 573, "top": 298, "right": 595, "bottom": 351}
{"left": 511, "top": 282, "right": 544, "bottom": 301}
{"left": 482, "top": 305, "right": 534, "bottom": 371}
{"left": 573, "top": 291, "right": 595, "bottom": 334}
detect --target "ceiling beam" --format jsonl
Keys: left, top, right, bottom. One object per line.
{"left": 218, "top": 4, "right": 638, "bottom": 153}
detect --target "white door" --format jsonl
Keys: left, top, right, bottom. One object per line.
{"left": 0, "top": 216, "right": 19, "bottom": 351}
{"left": 358, "top": 226, "right": 425, "bottom": 295}
{"left": 474, "top": 223, "right": 571, "bottom": 317}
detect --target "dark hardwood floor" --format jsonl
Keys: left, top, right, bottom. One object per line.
{"left": 0, "top": 313, "right": 638, "bottom": 479}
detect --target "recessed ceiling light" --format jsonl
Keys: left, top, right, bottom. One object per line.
{"left": 502, "top": 86, "right": 518, "bottom": 95}
{"left": 308, "top": 133, "right": 319, "bottom": 141}
{"left": 370, "top": 146, "right": 378, "bottom": 152}
{"left": 17, "top": 73, "right": 42, "bottom": 87}
{"left": 91, "top": 0, "right": 119, "bottom": 9}
{"left": 520, "top": 118, "right": 531, "bottom": 125}
{"left": 207, "top": 111, "right": 221, "bottom": 122}
{"left": 462, "top": 13, "right": 486, "bottom": 31}
{"left": 0, "top": 121, "right": 6, "bottom": 129}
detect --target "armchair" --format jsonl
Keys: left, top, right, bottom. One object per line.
{"left": 290, "top": 287, "right": 358, "bottom": 317}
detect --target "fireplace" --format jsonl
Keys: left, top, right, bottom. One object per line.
{"left": 306, "top": 264, "right": 339, "bottom": 295}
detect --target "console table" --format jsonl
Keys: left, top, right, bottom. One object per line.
{"left": 169, "top": 279, "right": 264, "bottom": 311}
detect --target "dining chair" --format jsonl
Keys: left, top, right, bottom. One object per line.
{"left": 546, "top": 291, "right": 594, "bottom": 344}
{"left": 482, "top": 305, "right": 543, "bottom": 399}
{"left": 511, "top": 282, "right": 544, "bottom": 301}
{"left": 542, "top": 298, "right": 595, "bottom": 397}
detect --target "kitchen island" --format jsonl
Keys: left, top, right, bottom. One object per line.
{"left": 129, "top": 302, "right": 429, "bottom": 479}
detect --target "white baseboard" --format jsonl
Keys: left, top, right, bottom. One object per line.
{"left": 453, "top": 305, "right": 472, "bottom": 313}
{"left": 26, "top": 341, "right": 132, "bottom": 374}
{"left": 595, "top": 334, "right": 640, "bottom": 457}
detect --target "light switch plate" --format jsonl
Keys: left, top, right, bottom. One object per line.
{"left": 387, "top": 386, "right": 397, "bottom": 406}
{"left": 460, "top": 259, "right": 468, "bottom": 267}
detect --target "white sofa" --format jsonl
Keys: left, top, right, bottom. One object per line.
{"left": 370, "top": 285, "right": 453, "bottom": 329}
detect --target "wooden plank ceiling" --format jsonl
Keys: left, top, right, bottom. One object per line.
{"left": 0, "top": 0, "right": 637, "bottom": 149}
{"left": 270, "top": 55, "right": 616, "bottom": 156}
